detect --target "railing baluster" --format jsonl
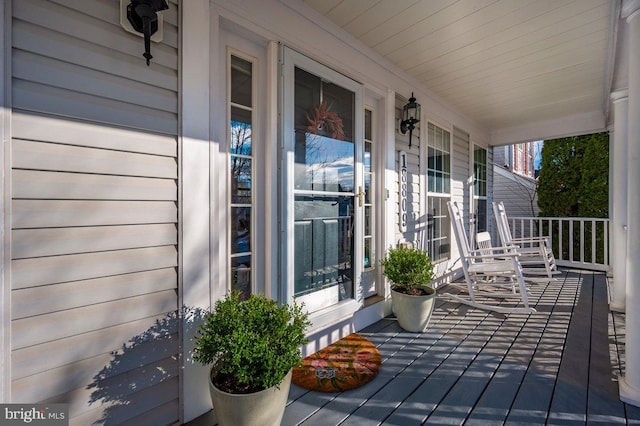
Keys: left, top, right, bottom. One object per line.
{"left": 569, "top": 220, "right": 574, "bottom": 262}
{"left": 604, "top": 220, "right": 609, "bottom": 267}
{"left": 548, "top": 219, "right": 553, "bottom": 255}
{"left": 559, "top": 220, "right": 563, "bottom": 261}
{"left": 591, "top": 220, "right": 596, "bottom": 265}
{"left": 507, "top": 215, "right": 609, "bottom": 271}
{"left": 580, "top": 220, "right": 584, "bottom": 264}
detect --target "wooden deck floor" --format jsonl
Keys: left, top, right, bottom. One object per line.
{"left": 281, "top": 269, "right": 639, "bottom": 425}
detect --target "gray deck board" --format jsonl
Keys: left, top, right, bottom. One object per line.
{"left": 587, "top": 273, "right": 626, "bottom": 424}
{"left": 505, "top": 273, "right": 578, "bottom": 425}
{"left": 188, "top": 269, "right": 640, "bottom": 426}
{"left": 547, "top": 271, "right": 593, "bottom": 425}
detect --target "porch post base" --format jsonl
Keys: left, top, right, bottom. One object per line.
{"left": 620, "top": 377, "right": 640, "bottom": 407}
{"left": 610, "top": 301, "right": 626, "bottom": 313}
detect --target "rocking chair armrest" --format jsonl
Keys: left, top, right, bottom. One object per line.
{"left": 486, "top": 245, "right": 521, "bottom": 252}
{"left": 467, "top": 249, "right": 520, "bottom": 260}
{"left": 509, "top": 236, "right": 549, "bottom": 244}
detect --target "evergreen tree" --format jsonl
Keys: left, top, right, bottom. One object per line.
{"left": 578, "top": 132, "right": 609, "bottom": 218}
{"left": 537, "top": 132, "right": 608, "bottom": 218}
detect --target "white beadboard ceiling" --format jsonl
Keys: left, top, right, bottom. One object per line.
{"left": 302, "top": 0, "right": 616, "bottom": 141}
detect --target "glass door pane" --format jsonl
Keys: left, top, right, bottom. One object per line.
{"left": 281, "top": 47, "right": 363, "bottom": 315}
{"left": 293, "top": 67, "right": 355, "bottom": 312}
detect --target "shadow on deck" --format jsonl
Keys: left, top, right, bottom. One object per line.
{"left": 189, "top": 269, "right": 638, "bottom": 425}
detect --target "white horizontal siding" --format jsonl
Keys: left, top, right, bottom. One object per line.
{"left": 13, "top": 170, "right": 177, "bottom": 200}
{"left": 12, "top": 285, "right": 176, "bottom": 350}
{"left": 12, "top": 199, "right": 177, "bottom": 229}
{"left": 70, "top": 378, "right": 180, "bottom": 426}
{"left": 493, "top": 165, "right": 540, "bottom": 217}
{"left": 12, "top": 224, "right": 177, "bottom": 259}
{"left": 13, "top": 112, "right": 176, "bottom": 156}
{"left": 13, "top": 79, "right": 177, "bottom": 134}
{"left": 9, "top": 1, "right": 180, "bottom": 424}
{"left": 12, "top": 311, "right": 177, "bottom": 378}
{"left": 16, "top": 357, "right": 179, "bottom": 415}
{"left": 12, "top": 246, "right": 177, "bottom": 290}
{"left": 12, "top": 338, "right": 178, "bottom": 401}
{"left": 12, "top": 0, "right": 179, "bottom": 134}
{"left": 13, "top": 50, "right": 178, "bottom": 113}
{"left": 13, "top": 139, "right": 177, "bottom": 178}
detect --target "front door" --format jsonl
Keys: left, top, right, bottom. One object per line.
{"left": 281, "top": 47, "right": 364, "bottom": 317}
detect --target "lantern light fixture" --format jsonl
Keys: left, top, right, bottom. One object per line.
{"left": 125, "top": 0, "right": 169, "bottom": 66}
{"left": 400, "top": 92, "right": 421, "bottom": 148}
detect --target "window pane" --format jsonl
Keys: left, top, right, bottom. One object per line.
{"left": 294, "top": 68, "right": 355, "bottom": 192}
{"left": 230, "top": 107, "right": 252, "bottom": 155}
{"left": 231, "top": 56, "right": 252, "bottom": 107}
{"left": 364, "top": 173, "right": 371, "bottom": 203}
{"left": 427, "top": 197, "right": 451, "bottom": 262}
{"left": 231, "top": 256, "right": 251, "bottom": 299}
{"left": 364, "top": 142, "right": 372, "bottom": 173}
{"left": 230, "top": 157, "right": 252, "bottom": 203}
{"left": 428, "top": 147, "right": 435, "bottom": 169}
{"left": 365, "top": 109, "right": 372, "bottom": 141}
{"left": 474, "top": 146, "right": 487, "bottom": 197}
{"left": 477, "top": 199, "right": 487, "bottom": 233}
{"left": 293, "top": 195, "right": 353, "bottom": 300}
{"left": 428, "top": 122, "right": 451, "bottom": 195}
{"left": 364, "top": 237, "right": 373, "bottom": 269}
{"left": 365, "top": 206, "right": 372, "bottom": 236}
{"left": 442, "top": 153, "right": 450, "bottom": 173}
{"left": 231, "top": 207, "right": 251, "bottom": 255}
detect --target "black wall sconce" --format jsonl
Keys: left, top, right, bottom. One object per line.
{"left": 126, "top": 0, "right": 169, "bottom": 66}
{"left": 400, "top": 93, "right": 421, "bottom": 148}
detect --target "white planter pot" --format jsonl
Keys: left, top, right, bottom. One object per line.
{"left": 209, "top": 369, "right": 292, "bottom": 426}
{"left": 391, "top": 287, "right": 436, "bottom": 332}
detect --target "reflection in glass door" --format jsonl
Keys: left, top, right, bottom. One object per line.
{"left": 282, "top": 48, "right": 363, "bottom": 314}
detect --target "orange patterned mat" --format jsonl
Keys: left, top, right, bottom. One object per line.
{"left": 292, "top": 333, "right": 381, "bottom": 392}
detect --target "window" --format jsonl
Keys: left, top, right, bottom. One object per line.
{"left": 364, "top": 108, "right": 375, "bottom": 270}
{"left": 229, "top": 54, "right": 255, "bottom": 297}
{"left": 427, "top": 122, "right": 451, "bottom": 262}
{"left": 474, "top": 145, "right": 488, "bottom": 233}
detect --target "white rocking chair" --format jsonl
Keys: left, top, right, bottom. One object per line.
{"left": 446, "top": 201, "right": 535, "bottom": 314}
{"left": 492, "top": 201, "right": 558, "bottom": 280}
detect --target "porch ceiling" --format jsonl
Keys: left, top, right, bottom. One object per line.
{"left": 302, "top": 0, "right": 616, "bottom": 143}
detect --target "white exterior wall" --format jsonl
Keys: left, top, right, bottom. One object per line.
{"left": 5, "top": 0, "right": 180, "bottom": 424}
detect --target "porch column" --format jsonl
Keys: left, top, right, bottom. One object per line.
{"left": 610, "top": 90, "right": 628, "bottom": 313}
{"left": 620, "top": 0, "right": 640, "bottom": 407}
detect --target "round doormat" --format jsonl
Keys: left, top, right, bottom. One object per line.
{"left": 292, "top": 333, "right": 381, "bottom": 392}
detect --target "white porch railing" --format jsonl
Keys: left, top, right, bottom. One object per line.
{"left": 507, "top": 216, "right": 610, "bottom": 272}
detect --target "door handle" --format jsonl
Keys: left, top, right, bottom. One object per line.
{"left": 358, "top": 186, "right": 366, "bottom": 207}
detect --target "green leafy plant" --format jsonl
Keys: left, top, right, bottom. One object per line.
{"left": 193, "top": 291, "right": 311, "bottom": 394}
{"left": 380, "top": 245, "right": 434, "bottom": 295}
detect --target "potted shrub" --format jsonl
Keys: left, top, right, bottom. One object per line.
{"left": 380, "top": 245, "right": 436, "bottom": 332}
{"left": 193, "top": 291, "right": 311, "bottom": 426}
